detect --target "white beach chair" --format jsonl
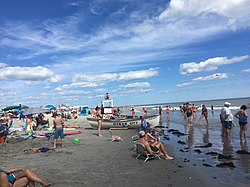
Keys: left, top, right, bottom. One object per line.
{"left": 135, "top": 143, "right": 161, "bottom": 162}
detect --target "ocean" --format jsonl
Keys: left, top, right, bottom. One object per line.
{"left": 122, "top": 97, "right": 250, "bottom": 186}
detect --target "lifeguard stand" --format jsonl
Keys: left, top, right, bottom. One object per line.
{"left": 101, "top": 100, "right": 114, "bottom": 114}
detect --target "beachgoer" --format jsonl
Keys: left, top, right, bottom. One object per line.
{"left": 131, "top": 107, "right": 135, "bottom": 118}
{"left": 192, "top": 104, "right": 197, "bottom": 119}
{"left": 159, "top": 106, "right": 162, "bottom": 116}
{"left": 143, "top": 107, "right": 148, "bottom": 116}
{"left": 105, "top": 93, "right": 110, "bottom": 100}
{"left": 52, "top": 112, "right": 65, "bottom": 148}
{"left": 0, "top": 115, "right": 9, "bottom": 143}
{"left": 184, "top": 103, "right": 193, "bottom": 126}
{"left": 220, "top": 102, "right": 233, "bottom": 138}
{"left": 165, "top": 106, "right": 170, "bottom": 121}
{"left": 197, "top": 104, "right": 208, "bottom": 125}
{"left": 8, "top": 114, "right": 13, "bottom": 128}
{"left": 0, "top": 168, "right": 51, "bottom": 187}
{"left": 234, "top": 105, "right": 248, "bottom": 142}
{"left": 117, "top": 107, "right": 121, "bottom": 117}
{"left": 137, "top": 131, "right": 174, "bottom": 160}
{"left": 96, "top": 106, "right": 103, "bottom": 136}
{"left": 140, "top": 115, "right": 163, "bottom": 136}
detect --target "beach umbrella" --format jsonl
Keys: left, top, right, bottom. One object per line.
{"left": 23, "top": 107, "right": 50, "bottom": 116}
{"left": 45, "top": 105, "right": 56, "bottom": 110}
{"left": 2, "top": 105, "right": 20, "bottom": 111}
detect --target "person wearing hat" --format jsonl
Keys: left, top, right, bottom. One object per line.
{"left": 137, "top": 131, "right": 174, "bottom": 160}
{"left": 220, "top": 102, "right": 233, "bottom": 138}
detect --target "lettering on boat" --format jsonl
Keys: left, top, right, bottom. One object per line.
{"left": 112, "top": 121, "right": 138, "bottom": 127}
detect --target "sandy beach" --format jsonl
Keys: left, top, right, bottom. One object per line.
{"left": 1, "top": 111, "right": 249, "bottom": 187}
{"left": 0, "top": 115, "right": 215, "bottom": 187}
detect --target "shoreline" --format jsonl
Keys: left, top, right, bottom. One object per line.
{"left": 1, "top": 112, "right": 250, "bottom": 187}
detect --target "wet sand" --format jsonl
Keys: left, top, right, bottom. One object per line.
{"left": 0, "top": 116, "right": 217, "bottom": 187}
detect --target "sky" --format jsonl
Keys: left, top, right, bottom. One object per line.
{"left": 0, "top": 0, "right": 250, "bottom": 108}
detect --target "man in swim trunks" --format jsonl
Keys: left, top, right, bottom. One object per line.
{"left": 184, "top": 103, "right": 193, "bottom": 126}
{"left": 52, "top": 112, "right": 65, "bottom": 148}
{"left": 220, "top": 102, "right": 233, "bottom": 138}
{"left": 0, "top": 168, "right": 51, "bottom": 187}
{"left": 137, "top": 131, "right": 173, "bottom": 160}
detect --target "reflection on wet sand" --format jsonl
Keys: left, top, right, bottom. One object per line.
{"left": 187, "top": 126, "right": 194, "bottom": 148}
{"left": 203, "top": 125, "right": 209, "bottom": 144}
{"left": 222, "top": 138, "right": 234, "bottom": 156}
{"left": 239, "top": 141, "right": 250, "bottom": 173}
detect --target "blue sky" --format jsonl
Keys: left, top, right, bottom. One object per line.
{"left": 0, "top": 0, "right": 250, "bottom": 108}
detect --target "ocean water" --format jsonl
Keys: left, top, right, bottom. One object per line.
{"left": 144, "top": 96, "right": 250, "bottom": 109}
{"left": 147, "top": 98, "right": 250, "bottom": 186}
{"left": 122, "top": 97, "right": 250, "bottom": 186}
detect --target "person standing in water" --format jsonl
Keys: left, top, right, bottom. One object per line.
{"left": 165, "top": 106, "right": 170, "bottom": 121}
{"left": 197, "top": 104, "right": 208, "bottom": 125}
{"left": 220, "top": 102, "right": 233, "bottom": 138}
{"left": 234, "top": 105, "right": 248, "bottom": 143}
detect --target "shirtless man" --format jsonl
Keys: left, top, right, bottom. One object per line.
{"left": 52, "top": 112, "right": 65, "bottom": 148}
{"left": 184, "top": 103, "right": 193, "bottom": 126}
{"left": 137, "top": 131, "right": 173, "bottom": 160}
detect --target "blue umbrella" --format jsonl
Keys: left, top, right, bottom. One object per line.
{"left": 45, "top": 105, "right": 56, "bottom": 110}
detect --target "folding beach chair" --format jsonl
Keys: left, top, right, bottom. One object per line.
{"left": 135, "top": 143, "right": 161, "bottom": 162}
{"left": 109, "top": 129, "right": 123, "bottom": 142}
{"left": 131, "top": 135, "right": 140, "bottom": 152}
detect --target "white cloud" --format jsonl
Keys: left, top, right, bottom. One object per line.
{"left": 72, "top": 73, "right": 118, "bottom": 83}
{"left": 50, "top": 75, "right": 64, "bottom": 83}
{"left": 119, "top": 82, "right": 150, "bottom": 88}
{"left": 176, "top": 73, "right": 228, "bottom": 87}
{"left": 159, "top": 0, "right": 250, "bottom": 29}
{"left": 117, "top": 68, "right": 158, "bottom": 81}
{"left": 242, "top": 68, "right": 250, "bottom": 73}
{"left": 180, "top": 55, "right": 249, "bottom": 75}
{"left": 0, "top": 66, "right": 54, "bottom": 81}
{"left": 55, "top": 68, "right": 158, "bottom": 91}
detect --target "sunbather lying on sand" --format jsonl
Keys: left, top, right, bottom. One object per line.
{"left": 0, "top": 168, "right": 51, "bottom": 187}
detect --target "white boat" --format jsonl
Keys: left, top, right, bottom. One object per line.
{"left": 87, "top": 114, "right": 160, "bottom": 129}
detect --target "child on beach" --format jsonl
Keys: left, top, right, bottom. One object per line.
{"left": 234, "top": 105, "right": 248, "bottom": 142}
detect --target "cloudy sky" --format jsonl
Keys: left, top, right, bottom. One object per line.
{"left": 0, "top": 0, "right": 250, "bottom": 108}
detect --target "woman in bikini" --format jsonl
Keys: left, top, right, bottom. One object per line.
{"left": 0, "top": 168, "right": 51, "bottom": 187}
{"left": 96, "top": 106, "right": 103, "bottom": 136}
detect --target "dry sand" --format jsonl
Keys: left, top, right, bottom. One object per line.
{"left": 0, "top": 116, "right": 216, "bottom": 187}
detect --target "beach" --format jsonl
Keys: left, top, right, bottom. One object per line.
{"left": 1, "top": 108, "right": 250, "bottom": 187}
